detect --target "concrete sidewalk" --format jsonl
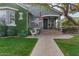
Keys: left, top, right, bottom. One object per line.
{"left": 31, "top": 35, "right": 64, "bottom": 56}
{"left": 53, "top": 34, "right": 73, "bottom": 39}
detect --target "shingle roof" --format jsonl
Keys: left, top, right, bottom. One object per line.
{"left": 17, "top": 3, "right": 62, "bottom": 17}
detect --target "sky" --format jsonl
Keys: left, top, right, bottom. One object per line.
{"left": 61, "top": 12, "right": 79, "bottom": 19}
{"left": 53, "top": 4, "right": 79, "bottom": 19}
{"left": 70, "top": 12, "right": 79, "bottom": 17}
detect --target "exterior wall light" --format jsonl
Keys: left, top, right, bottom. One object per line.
{"left": 19, "top": 12, "right": 23, "bottom": 20}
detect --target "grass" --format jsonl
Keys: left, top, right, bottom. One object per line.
{"left": 55, "top": 35, "right": 79, "bottom": 56}
{"left": 0, "top": 37, "right": 37, "bottom": 56}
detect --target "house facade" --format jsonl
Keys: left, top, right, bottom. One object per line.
{"left": 0, "top": 3, "right": 61, "bottom": 36}
{"left": 20, "top": 3, "right": 62, "bottom": 29}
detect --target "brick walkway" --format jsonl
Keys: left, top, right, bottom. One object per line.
{"left": 30, "top": 29, "right": 73, "bottom": 56}
{"left": 31, "top": 35, "right": 64, "bottom": 56}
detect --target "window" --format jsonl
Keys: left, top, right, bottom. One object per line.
{"left": 9, "top": 10, "right": 16, "bottom": 25}
{"left": 0, "top": 10, "right": 16, "bottom": 26}
{"left": 0, "top": 10, "right": 6, "bottom": 25}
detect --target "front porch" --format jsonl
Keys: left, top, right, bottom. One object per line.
{"left": 40, "top": 29, "right": 63, "bottom": 35}
{"left": 29, "top": 15, "right": 62, "bottom": 36}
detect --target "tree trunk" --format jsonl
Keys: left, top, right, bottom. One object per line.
{"left": 65, "top": 15, "right": 79, "bottom": 25}
{"left": 64, "top": 3, "right": 79, "bottom": 26}
{"left": 64, "top": 4, "right": 79, "bottom": 33}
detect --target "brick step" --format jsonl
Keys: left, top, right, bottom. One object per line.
{"left": 41, "top": 29, "right": 63, "bottom": 35}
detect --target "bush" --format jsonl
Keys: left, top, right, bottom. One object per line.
{"left": 17, "top": 30, "right": 27, "bottom": 37}
{"left": 62, "top": 27, "right": 78, "bottom": 34}
{"left": 7, "top": 26, "right": 17, "bottom": 36}
{"left": 28, "top": 28, "right": 32, "bottom": 35}
{"left": 62, "top": 20, "right": 74, "bottom": 27}
{"left": 0, "top": 25, "right": 5, "bottom": 36}
{"left": 0, "top": 25, "right": 17, "bottom": 36}
{"left": 61, "top": 19, "right": 78, "bottom": 34}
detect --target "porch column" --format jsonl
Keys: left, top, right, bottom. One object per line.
{"left": 48, "top": 17, "right": 50, "bottom": 29}
{"left": 57, "top": 16, "right": 62, "bottom": 31}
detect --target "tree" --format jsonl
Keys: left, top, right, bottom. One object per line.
{"left": 51, "top": 3, "right": 79, "bottom": 25}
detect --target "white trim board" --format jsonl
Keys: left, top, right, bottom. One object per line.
{"left": 16, "top": 3, "right": 28, "bottom": 10}
{"left": 41, "top": 15, "right": 60, "bottom": 17}
{"left": 0, "top": 7, "right": 18, "bottom": 11}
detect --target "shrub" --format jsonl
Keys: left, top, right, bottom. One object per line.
{"left": 17, "top": 30, "right": 27, "bottom": 37}
{"left": 62, "top": 27, "right": 78, "bottom": 34}
{"left": 7, "top": 26, "right": 17, "bottom": 36}
{"left": 0, "top": 24, "right": 17, "bottom": 36}
{"left": 62, "top": 20, "right": 74, "bottom": 27}
{"left": 61, "top": 19, "right": 78, "bottom": 34}
{"left": 0, "top": 25, "right": 5, "bottom": 36}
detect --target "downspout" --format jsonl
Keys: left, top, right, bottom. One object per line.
{"left": 26, "top": 11, "right": 29, "bottom": 35}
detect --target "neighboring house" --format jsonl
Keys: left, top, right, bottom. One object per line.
{"left": 0, "top": 3, "right": 62, "bottom": 36}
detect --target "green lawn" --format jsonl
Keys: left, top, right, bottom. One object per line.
{"left": 0, "top": 37, "right": 37, "bottom": 56}
{"left": 55, "top": 35, "right": 79, "bottom": 56}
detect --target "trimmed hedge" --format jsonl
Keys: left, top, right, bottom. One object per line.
{"left": 0, "top": 25, "right": 17, "bottom": 36}
{"left": 7, "top": 26, "right": 17, "bottom": 36}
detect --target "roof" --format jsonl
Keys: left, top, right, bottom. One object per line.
{"left": 17, "top": 3, "right": 62, "bottom": 17}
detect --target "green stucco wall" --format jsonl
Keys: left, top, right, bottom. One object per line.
{"left": 0, "top": 3, "right": 28, "bottom": 36}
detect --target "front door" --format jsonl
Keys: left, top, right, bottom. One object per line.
{"left": 43, "top": 18, "right": 48, "bottom": 29}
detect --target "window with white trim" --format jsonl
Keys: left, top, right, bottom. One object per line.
{"left": 0, "top": 10, "right": 16, "bottom": 26}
